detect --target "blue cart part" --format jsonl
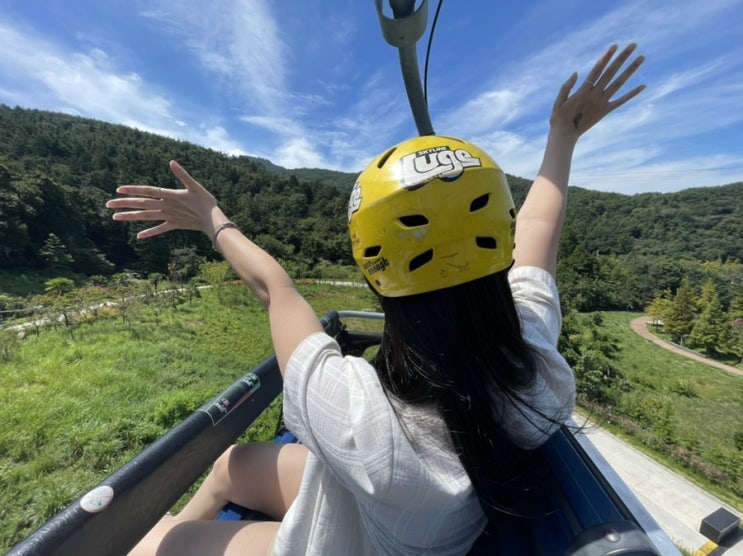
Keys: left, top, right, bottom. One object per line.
{"left": 6, "top": 311, "right": 679, "bottom": 556}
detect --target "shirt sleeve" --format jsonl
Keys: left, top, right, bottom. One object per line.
{"left": 282, "top": 332, "right": 399, "bottom": 497}
{"left": 509, "top": 266, "right": 563, "bottom": 346}
{"left": 505, "top": 266, "right": 576, "bottom": 449}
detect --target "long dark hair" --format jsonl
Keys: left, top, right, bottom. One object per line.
{"left": 372, "top": 269, "right": 548, "bottom": 520}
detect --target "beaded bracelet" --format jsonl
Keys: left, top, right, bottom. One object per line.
{"left": 212, "top": 221, "right": 240, "bottom": 252}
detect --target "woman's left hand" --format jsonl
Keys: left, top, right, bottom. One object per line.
{"left": 106, "top": 161, "right": 221, "bottom": 240}
{"left": 550, "top": 43, "right": 646, "bottom": 139}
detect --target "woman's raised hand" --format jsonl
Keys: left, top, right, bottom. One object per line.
{"left": 106, "top": 161, "right": 220, "bottom": 240}
{"left": 550, "top": 43, "right": 646, "bottom": 139}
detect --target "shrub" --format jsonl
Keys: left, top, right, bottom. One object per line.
{"left": 734, "top": 431, "right": 743, "bottom": 452}
{"left": 0, "top": 330, "right": 20, "bottom": 363}
{"left": 671, "top": 379, "right": 699, "bottom": 398}
{"left": 620, "top": 395, "right": 678, "bottom": 444}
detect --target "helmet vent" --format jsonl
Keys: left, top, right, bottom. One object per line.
{"left": 469, "top": 194, "right": 490, "bottom": 212}
{"left": 364, "top": 246, "right": 382, "bottom": 258}
{"left": 377, "top": 146, "right": 397, "bottom": 168}
{"left": 399, "top": 214, "right": 429, "bottom": 227}
{"left": 475, "top": 237, "right": 497, "bottom": 249}
{"left": 409, "top": 249, "right": 433, "bottom": 271}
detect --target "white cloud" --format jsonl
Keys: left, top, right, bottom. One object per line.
{"left": 198, "top": 126, "right": 248, "bottom": 157}
{"left": 0, "top": 15, "right": 257, "bottom": 160}
{"left": 240, "top": 115, "right": 302, "bottom": 137}
{"left": 274, "top": 136, "right": 327, "bottom": 169}
{"left": 141, "top": 0, "right": 288, "bottom": 115}
{"left": 466, "top": 130, "right": 544, "bottom": 181}
{"left": 0, "top": 22, "right": 175, "bottom": 128}
{"left": 646, "top": 64, "right": 719, "bottom": 102}
{"left": 573, "top": 154, "right": 743, "bottom": 194}
{"left": 438, "top": 89, "right": 524, "bottom": 137}
{"left": 427, "top": 0, "right": 743, "bottom": 192}
{"left": 139, "top": 0, "right": 353, "bottom": 168}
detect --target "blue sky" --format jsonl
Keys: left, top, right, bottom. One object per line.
{"left": 1, "top": 0, "right": 741, "bottom": 194}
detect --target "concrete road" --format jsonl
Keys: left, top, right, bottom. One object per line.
{"left": 581, "top": 423, "right": 742, "bottom": 555}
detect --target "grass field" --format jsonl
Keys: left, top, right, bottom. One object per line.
{"left": 587, "top": 312, "right": 743, "bottom": 510}
{"left": 1, "top": 286, "right": 741, "bottom": 550}
{"left": 0, "top": 282, "right": 378, "bottom": 551}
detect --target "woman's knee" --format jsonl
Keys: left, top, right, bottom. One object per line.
{"left": 214, "top": 442, "right": 307, "bottom": 519}
{"left": 128, "top": 514, "right": 179, "bottom": 556}
{"left": 209, "top": 443, "right": 282, "bottom": 499}
{"left": 210, "top": 444, "right": 239, "bottom": 486}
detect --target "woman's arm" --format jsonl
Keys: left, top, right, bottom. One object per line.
{"left": 513, "top": 43, "right": 646, "bottom": 276}
{"left": 106, "top": 161, "right": 323, "bottom": 373}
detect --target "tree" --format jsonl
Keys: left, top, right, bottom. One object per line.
{"left": 148, "top": 272, "right": 165, "bottom": 293}
{"left": 39, "top": 233, "right": 74, "bottom": 271}
{"left": 689, "top": 280, "right": 733, "bottom": 355}
{"left": 556, "top": 243, "right": 605, "bottom": 311}
{"left": 645, "top": 289, "right": 672, "bottom": 327}
{"left": 42, "top": 277, "right": 79, "bottom": 338}
{"left": 558, "top": 312, "right": 623, "bottom": 405}
{"left": 731, "top": 322, "right": 743, "bottom": 365}
{"left": 730, "top": 288, "right": 743, "bottom": 363}
{"left": 168, "top": 246, "right": 203, "bottom": 283}
{"left": 664, "top": 278, "right": 698, "bottom": 345}
{"left": 730, "top": 287, "right": 743, "bottom": 320}
{"left": 597, "top": 255, "right": 642, "bottom": 310}
{"left": 0, "top": 330, "right": 20, "bottom": 363}
{"left": 0, "top": 167, "right": 40, "bottom": 267}
{"left": 44, "top": 277, "right": 76, "bottom": 297}
{"left": 198, "top": 261, "right": 235, "bottom": 286}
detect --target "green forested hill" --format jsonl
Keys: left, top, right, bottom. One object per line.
{"left": 564, "top": 184, "right": 743, "bottom": 261}
{"left": 275, "top": 167, "right": 360, "bottom": 190}
{"left": 0, "top": 105, "right": 354, "bottom": 278}
{"left": 1, "top": 104, "right": 741, "bottom": 310}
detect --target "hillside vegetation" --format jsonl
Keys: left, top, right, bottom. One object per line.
{"left": 1, "top": 103, "right": 742, "bottom": 313}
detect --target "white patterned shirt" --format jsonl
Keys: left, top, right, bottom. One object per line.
{"left": 272, "top": 266, "right": 575, "bottom": 555}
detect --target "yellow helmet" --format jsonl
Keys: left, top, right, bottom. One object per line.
{"left": 349, "top": 135, "right": 516, "bottom": 297}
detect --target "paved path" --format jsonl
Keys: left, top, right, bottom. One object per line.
{"left": 629, "top": 317, "right": 743, "bottom": 377}
{"left": 588, "top": 317, "right": 743, "bottom": 553}
{"left": 582, "top": 423, "right": 742, "bottom": 554}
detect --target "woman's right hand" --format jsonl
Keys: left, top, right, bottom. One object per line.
{"left": 549, "top": 43, "right": 646, "bottom": 141}
{"left": 513, "top": 43, "right": 646, "bottom": 275}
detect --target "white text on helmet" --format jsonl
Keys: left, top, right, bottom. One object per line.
{"left": 400, "top": 147, "right": 482, "bottom": 190}
{"left": 348, "top": 180, "right": 362, "bottom": 223}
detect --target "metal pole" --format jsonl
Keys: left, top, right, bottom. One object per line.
{"left": 375, "top": 0, "right": 435, "bottom": 136}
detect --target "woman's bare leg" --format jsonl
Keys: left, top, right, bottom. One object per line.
{"left": 128, "top": 442, "right": 307, "bottom": 556}
{"left": 134, "top": 519, "right": 280, "bottom": 556}
{"left": 178, "top": 442, "right": 308, "bottom": 521}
